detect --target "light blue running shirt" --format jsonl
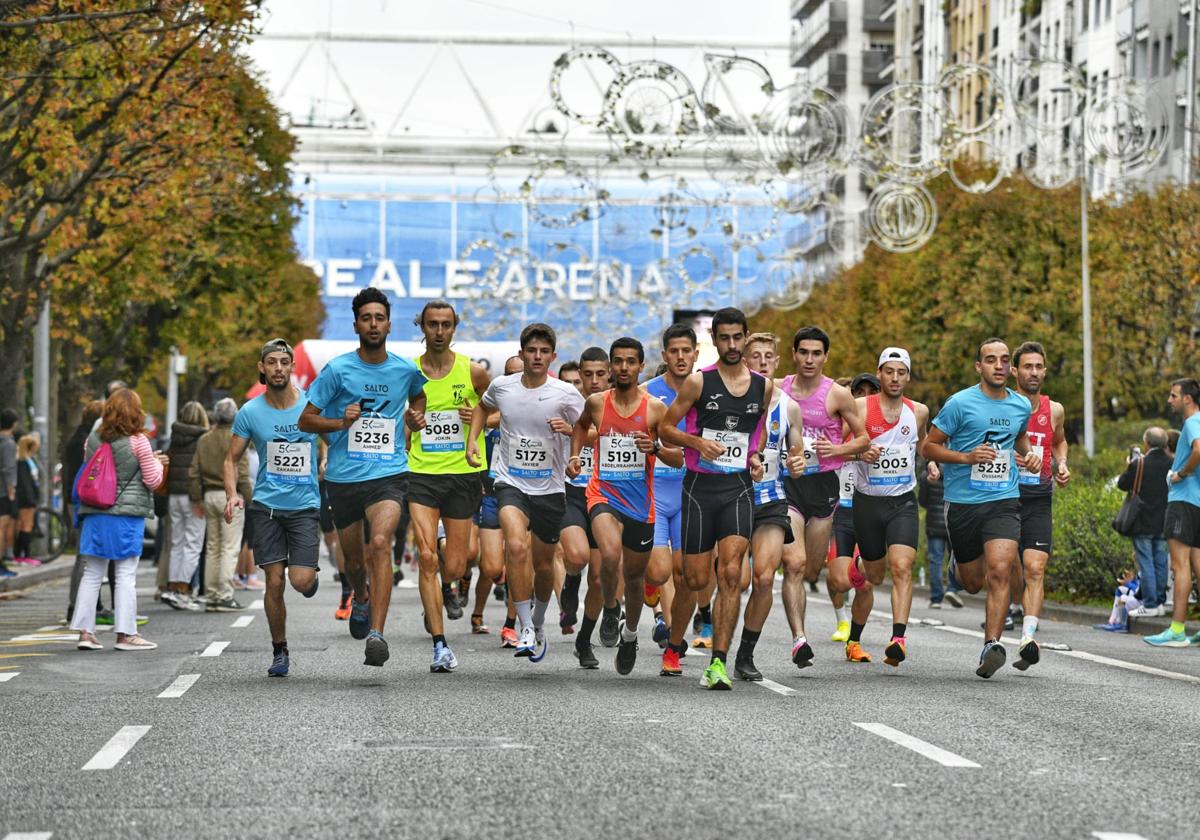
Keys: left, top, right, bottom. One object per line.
{"left": 1168, "top": 413, "right": 1200, "bottom": 506}
{"left": 307, "top": 350, "right": 427, "bottom": 483}
{"left": 932, "top": 384, "right": 1031, "bottom": 505}
{"left": 232, "top": 392, "right": 320, "bottom": 510}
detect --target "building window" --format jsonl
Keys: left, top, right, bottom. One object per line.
{"left": 993, "top": 26, "right": 999, "bottom": 48}
{"left": 1152, "top": 40, "right": 1160, "bottom": 77}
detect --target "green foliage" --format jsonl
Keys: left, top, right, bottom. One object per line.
{"left": 1047, "top": 478, "right": 1130, "bottom": 599}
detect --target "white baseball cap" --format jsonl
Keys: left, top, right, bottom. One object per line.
{"left": 878, "top": 347, "right": 911, "bottom": 371}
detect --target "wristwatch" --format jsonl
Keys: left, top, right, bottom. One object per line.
{"left": 652, "top": 439, "right": 662, "bottom": 454}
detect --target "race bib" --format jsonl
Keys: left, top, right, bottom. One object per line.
{"left": 700, "top": 428, "right": 750, "bottom": 474}
{"left": 347, "top": 416, "right": 396, "bottom": 462}
{"left": 1018, "top": 446, "right": 1045, "bottom": 485}
{"left": 508, "top": 435, "right": 552, "bottom": 479}
{"left": 867, "top": 445, "right": 915, "bottom": 487}
{"left": 569, "top": 445, "right": 594, "bottom": 486}
{"left": 838, "top": 464, "right": 854, "bottom": 508}
{"left": 421, "top": 410, "right": 464, "bottom": 452}
{"left": 599, "top": 434, "right": 646, "bottom": 481}
{"left": 801, "top": 434, "right": 821, "bottom": 475}
{"left": 970, "top": 449, "right": 1012, "bottom": 489}
{"left": 759, "top": 447, "right": 781, "bottom": 484}
{"left": 266, "top": 441, "right": 313, "bottom": 483}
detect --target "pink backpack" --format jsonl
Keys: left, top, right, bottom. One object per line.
{"left": 77, "top": 441, "right": 118, "bottom": 509}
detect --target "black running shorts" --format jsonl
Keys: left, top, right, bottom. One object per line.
{"left": 407, "top": 472, "right": 484, "bottom": 520}
{"left": 752, "top": 499, "right": 795, "bottom": 544}
{"left": 945, "top": 498, "right": 1020, "bottom": 564}
{"left": 325, "top": 473, "right": 408, "bottom": 531}
{"left": 589, "top": 502, "right": 655, "bottom": 552}
{"left": 248, "top": 502, "right": 320, "bottom": 569}
{"left": 1018, "top": 493, "right": 1054, "bottom": 555}
{"left": 832, "top": 504, "right": 856, "bottom": 557}
{"left": 494, "top": 483, "right": 565, "bottom": 545}
{"left": 784, "top": 470, "right": 840, "bottom": 522}
{"left": 1164, "top": 500, "right": 1200, "bottom": 548}
{"left": 562, "top": 485, "right": 597, "bottom": 549}
{"left": 681, "top": 471, "right": 753, "bottom": 555}
{"left": 851, "top": 490, "right": 919, "bottom": 563}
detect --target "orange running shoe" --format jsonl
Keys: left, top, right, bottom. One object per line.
{"left": 334, "top": 594, "right": 352, "bottom": 621}
{"left": 660, "top": 647, "right": 682, "bottom": 676}
{"left": 883, "top": 636, "right": 907, "bottom": 667}
{"left": 500, "top": 626, "right": 518, "bottom": 648}
{"left": 845, "top": 641, "right": 873, "bottom": 663}
{"left": 643, "top": 583, "right": 660, "bottom": 607}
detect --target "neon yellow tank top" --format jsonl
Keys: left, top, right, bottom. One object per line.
{"left": 408, "top": 352, "right": 485, "bottom": 475}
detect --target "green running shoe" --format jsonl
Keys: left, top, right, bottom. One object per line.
{"left": 701, "top": 659, "right": 733, "bottom": 691}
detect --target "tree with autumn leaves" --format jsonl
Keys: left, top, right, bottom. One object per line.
{"left": 0, "top": 1, "right": 322, "bottom": 431}
{"left": 756, "top": 174, "right": 1200, "bottom": 433}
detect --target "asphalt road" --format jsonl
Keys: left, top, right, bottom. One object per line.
{"left": 1, "top": 561, "right": 1195, "bottom": 840}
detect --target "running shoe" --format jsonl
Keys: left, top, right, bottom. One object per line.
{"left": 791, "top": 638, "right": 815, "bottom": 668}
{"left": 363, "top": 630, "right": 389, "bottom": 667}
{"left": 514, "top": 626, "right": 537, "bottom": 658}
{"left": 95, "top": 609, "right": 115, "bottom": 626}
{"left": 980, "top": 614, "right": 1014, "bottom": 631}
{"left": 431, "top": 641, "right": 458, "bottom": 673}
{"left": 845, "top": 641, "right": 872, "bottom": 663}
{"left": 574, "top": 639, "right": 600, "bottom": 669}
{"left": 492, "top": 582, "right": 506, "bottom": 603}
{"left": 945, "top": 591, "right": 964, "bottom": 608}
{"left": 1013, "top": 636, "right": 1039, "bottom": 671}
{"left": 660, "top": 647, "right": 682, "bottom": 676}
{"left": 976, "top": 640, "right": 1006, "bottom": 678}
{"left": 830, "top": 620, "right": 850, "bottom": 643}
{"left": 114, "top": 635, "right": 157, "bottom": 651}
{"left": 1009, "top": 605, "right": 1024, "bottom": 623}
{"left": 1144, "top": 627, "right": 1189, "bottom": 647}
{"left": 529, "top": 628, "right": 548, "bottom": 663}
{"left": 599, "top": 605, "right": 621, "bottom": 648}
{"left": 692, "top": 611, "right": 704, "bottom": 635}
{"left": 1128, "top": 605, "right": 1166, "bottom": 617}
{"left": 1189, "top": 631, "right": 1200, "bottom": 647}
{"left": 500, "top": 626, "right": 518, "bottom": 648}
{"left": 444, "top": 585, "right": 463, "bottom": 621}
{"left": 207, "top": 597, "right": 246, "bottom": 613}
{"left": 734, "top": 656, "right": 762, "bottom": 681}
{"left": 558, "top": 610, "right": 575, "bottom": 635}
{"left": 349, "top": 597, "right": 371, "bottom": 640}
{"left": 643, "top": 583, "right": 660, "bottom": 607}
{"left": 471, "top": 614, "right": 490, "bottom": 634}
{"left": 652, "top": 615, "right": 670, "bottom": 648}
{"left": 615, "top": 634, "right": 638, "bottom": 675}
{"left": 334, "top": 594, "right": 352, "bottom": 621}
{"left": 701, "top": 659, "right": 733, "bottom": 690}
{"left": 1092, "top": 621, "right": 1128, "bottom": 633}
{"left": 0, "top": 565, "right": 15, "bottom": 578}
{"left": 692, "top": 622, "right": 713, "bottom": 649}
{"left": 268, "top": 651, "right": 289, "bottom": 677}
{"left": 883, "top": 636, "right": 907, "bottom": 667}
{"left": 76, "top": 632, "right": 103, "bottom": 651}
{"left": 928, "top": 601, "right": 942, "bottom": 610}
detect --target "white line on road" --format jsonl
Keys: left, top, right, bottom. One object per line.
{"left": 852, "top": 722, "right": 981, "bottom": 768}
{"left": 755, "top": 678, "right": 797, "bottom": 696}
{"left": 1091, "top": 832, "right": 1149, "bottom": 840}
{"left": 248, "top": 599, "right": 264, "bottom": 609}
{"left": 81, "top": 725, "right": 151, "bottom": 770}
{"left": 200, "top": 642, "right": 229, "bottom": 657}
{"left": 0, "top": 672, "right": 19, "bottom": 682}
{"left": 4, "top": 832, "right": 54, "bottom": 840}
{"left": 231, "top": 615, "right": 254, "bottom": 628}
{"left": 157, "top": 674, "right": 201, "bottom": 699}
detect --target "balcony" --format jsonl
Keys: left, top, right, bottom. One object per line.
{"left": 1133, "top": 0, "right": 1150, "bottom": 33}
{"left": 808, "top": 51, "right": 848, "bottom": 91}
{"left": 791, "top": 0, "right": 824, "bottom": 19}
{"left": 863, "top": 47, "right": 895, "bottom": 86}
{"left": 791, "top": 1, "right": 848, "bottom": 67}
{"left": 863, "top": 0, "right": 894, "bottom": 33}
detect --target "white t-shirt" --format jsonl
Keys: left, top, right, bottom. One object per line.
{"left": 481, "top": 373, "right": 585, "bottom": 495}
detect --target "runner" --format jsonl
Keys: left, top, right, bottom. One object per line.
{"left": 923, "top": 338, "right": 1041, "bottom": 678}
{"left": 224, "top": 339, "right": 321, "bottom": 677}
{"left": 1145, "top": 378, "right": 1200, "bottom": 647}
{"left": 659, "top": 307, "right": 771, "bottom": 690}
{"left": 778, "top": 327, "right": 869, "bottom": 670}
{"left": 734, "top": 332, "right": 804, "bottom": 681}
{"left": 298, "top": 287, "right": 428, "bottom": 668}
{"left": 845, "top": 348, "right": 931, "bottom": 667}
{"left": 317, "top": 445, "right": 352, "bottom": 621}
{"left": 406, "top": 300, "right": 491, "bottom": 673}
{"left": 1009, "top": 341, "right": 1070, "bottom": 668}
{"left": 569, "top": 337, "right": 677, "bottom": 674}
{"left": 560, "top": 348, "right": 611, "bottom": 668}
{"left": 827, "top": 373, "right": 880, "bottom": 644}
{"left": 466, "top": 323, "right": 585, "bottom": 661}
{"left": 486, "top": 355, "right": 524, "bottom": 647}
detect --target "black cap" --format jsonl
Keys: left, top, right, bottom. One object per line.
{"left": 851, "top": 372, "right": 881, "bottom": 394}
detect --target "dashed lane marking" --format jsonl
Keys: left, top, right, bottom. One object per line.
{"left": 231, "top": 616, "right": 254, "bottom": 628}
{"left": 754, "top": 678, "right": 798, "bottom": 696}
{"left": 3, "top": 832, "right": 54, "bottom": 839}
{"left": 200, "top": 642, "right": 229, "bottom": 657}
{"left": 0, "top": 672, "right": 19, "bottom": 682}
{"left": 852, "top": 722, "right": 981, "bottom": 768}
{"left": 81, "top": 725, "right": 151, "bottom": 771}
{"left": 157, "top": 674, "right": 201, "bottom": 699}
{"left": 1091, "top": 833, "right": 1149, "bottom": 840}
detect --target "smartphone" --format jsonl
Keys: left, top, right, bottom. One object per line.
{"left": 1130, "top": 445, "right": 1142, "bottom": 457}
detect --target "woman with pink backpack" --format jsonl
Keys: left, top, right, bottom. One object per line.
{"left": 71, "top": 388, "right": 169, "bottom": 652}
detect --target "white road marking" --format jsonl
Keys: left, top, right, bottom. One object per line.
{"left": 852, "top": 722, "right": 981, "bottom": 768}
{"left": 248, "top": 599, "right": 264, "bottom": 610}
{"left": 755, "top": 678, "right": 797, "bottom": 696}
{"left": 157, "top": 674, "right": 201, "bottom": 698}
{"left": 81, "top": 725, "right": 151, "bottom": 770}
{"left": 933, "top": 624, "right": 1200, "bottom": 686}
{"left": 1091, "top": 833, "right": 1149, "bottom": 840}
{"left": 4, "top": 833, "right": 54, "bottom": 840}
{"left": 200, "top": 642, "right": 229, "bottom": 657}
{"left": 231, "top": 616, "right": 254, "bottom": 628}
{"left": 0, "top": 672, "right": 19, "bottom": 682}
{"left": 10, "top": 633, "right": 77, "bottom": 642}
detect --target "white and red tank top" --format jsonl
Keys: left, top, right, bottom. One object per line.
{"left": 1019, "top": 393, "right": 1054, "bottom": 496}
{"left": 854, "top": 394, "right": 917, "bottom": 496}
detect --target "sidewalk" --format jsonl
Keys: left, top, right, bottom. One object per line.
{"left": 0, "top": 556, "right": 75, "bottom": 595}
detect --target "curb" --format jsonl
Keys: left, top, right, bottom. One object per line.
{"left": 0, "top": 557, "right": 74, "bottom": 595}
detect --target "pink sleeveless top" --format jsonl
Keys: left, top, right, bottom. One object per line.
{"left": 782, "top": 374, "right": 845, "bottom": 473}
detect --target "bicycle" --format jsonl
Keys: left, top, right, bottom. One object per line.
{"left": 32, "top": 505, "right": 69, "bottom": 563}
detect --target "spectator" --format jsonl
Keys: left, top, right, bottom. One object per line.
{"left": 1093, "top": 568, "right": 1141, "bottom": 633}
{"left": 1166, "top": 428, "right": 1180, "bottom": 459}
{"left": 71, "top": 388, "right": 166, "bottom": 652}
{"left": 190, "top": 398, "right": 251, "bottom": 611}
{"left": 918, "top": 456, "right": 963, "bottom": 608}
{"left": 1117, "top": 426, "right": 1172, "bottom": 616}
{"left": 162, "top": 401, "right": 210, "bottom": 611}
{"left": 65, "top": 400, "right": 109, "bottom": 616}
{"left": 13, "top": 433, "right": 41, "bottom": 565}
{"left": 0, "top": 407, "right": 17, "bottom": 576}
